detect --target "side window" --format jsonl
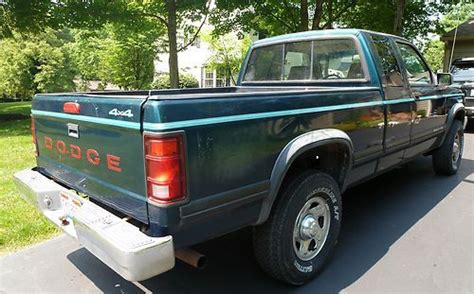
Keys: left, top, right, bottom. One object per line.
{"left": 396, "top": 42, "right": 432, "bottom": 85}
{"left": 244, "top": 44, "right": 283, "bottom": 81}
{"left": 284, "top": 41, "right": 311, "bottom": 80}
{"left": 371, "top": 35, "right": 405, "bottom": 87}
{"left": 312, "top": 39, "right": 364, "bottom": 80}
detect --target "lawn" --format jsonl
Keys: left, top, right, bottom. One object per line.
{"left": 0, "top": 101, "right": 33, "bottom": 117}
{"left": 0, "top": 102, "right": 58, "bottom": 255}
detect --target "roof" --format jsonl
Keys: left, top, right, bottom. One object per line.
{"left": 252, "top": 28, "right": 408, "bottom": 47}
{"left": 442, "top": 17, "right": 474, "bottom": 41}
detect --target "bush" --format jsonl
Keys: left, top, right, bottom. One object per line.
{"left": 152, "top": 73, "right": 199, "bottom": 89}
{"left": 0, "top": 30, "right": 76, "bottom": 99}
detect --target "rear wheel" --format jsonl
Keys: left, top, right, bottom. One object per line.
{"left": 432, "top": 120, "right": 464, "bottom": 175}
{"left": 253, "top": 171, "right": 342, "bottom": 285}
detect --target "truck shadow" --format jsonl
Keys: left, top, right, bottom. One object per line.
{"left": 67, "top": 155, "right": 474, "bottom": 294}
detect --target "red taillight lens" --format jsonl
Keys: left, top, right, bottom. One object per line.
{"left": 63, "top": 102, "right": 80, "bottom": 114}
{"left": 144, "top": 134, "right": 186, "bottom": 204}
{"left": 31, "top": 116, "right": 38, "bottom": 156}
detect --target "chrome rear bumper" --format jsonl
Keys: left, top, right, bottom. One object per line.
{"left": 13, "top": 168, "right": 175, "bottom": 281}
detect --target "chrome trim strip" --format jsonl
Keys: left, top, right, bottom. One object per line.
{"left": 31, "top": 110, "right": 141, "bottom": 129}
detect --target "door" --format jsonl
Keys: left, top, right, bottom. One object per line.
{"left": 369, "top": 34, "right": 412, "bottom": 171}
{"left": 395, "top": 41, "right": 448, "bottom": 155}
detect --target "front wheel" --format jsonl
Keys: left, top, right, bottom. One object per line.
{"left": 432, "top": 120, "right": 464, "bottom": 175}
{"left": 253, "top": 171, "right": 342, "bottom": 285}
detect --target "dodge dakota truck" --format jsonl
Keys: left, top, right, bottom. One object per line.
{"left": 14, "top": 29, "right": 466, "bottom": 285}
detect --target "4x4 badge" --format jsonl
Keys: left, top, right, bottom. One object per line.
{"left": 109, "top": 108, "right": 134, "bottom": 118}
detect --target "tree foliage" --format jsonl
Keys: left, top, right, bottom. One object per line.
{"left": 342, "top": 0, "right": 454, "bottom": 40}
{"left": 423, "top": 40, "right": 444, "bottom": 72}
{"left": 68, "top": 22, "right": 160, "bottom": 90}
{"left": 0, "top": 29, "right": 75, "bottom": 99}
{"left": 436, "top": 2, "right": 474, "bottom": 34}
{"left": 202, "top": 31, "right": 252, "bottom": 84}
{"left": 421, "top": 2, "right": 474, "bottom": 73}
{"left": 98, "top": 26, "right": 156, "bottom": 90}
{"left": 212, "top": 0, "right": 357, "bottom": 37}
{"left": 212, "top": 0, "right": 459, "bottom": 41}
{"left": 1, "top": 0, "right": 211, "bottom": 88}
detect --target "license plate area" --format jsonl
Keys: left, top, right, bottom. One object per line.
{"left": 60, "top": 191, "right": 84, "bottom": 217}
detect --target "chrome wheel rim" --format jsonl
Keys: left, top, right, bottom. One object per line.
{"left": 452, "top": 132, "right": 462, "bottom": 168}
{"left": 293, "top": 196, "right": 330, "bottom": 261}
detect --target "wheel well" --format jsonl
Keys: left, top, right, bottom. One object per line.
{"left": 454, "top": 109, "right": 465, "bottom": 123}
{"left": 282, "top": 142, "right": 350, "bottom": 191}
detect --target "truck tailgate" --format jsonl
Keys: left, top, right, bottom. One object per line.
{"left": 32, "top": 93, "right": 149, "bottom": 223}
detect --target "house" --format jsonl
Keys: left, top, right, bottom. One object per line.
{"left": 155, "top": 29, "right": 231, "bottom": 88}
{"left": 441, "top": 17, "right": 474, "bottom": 71}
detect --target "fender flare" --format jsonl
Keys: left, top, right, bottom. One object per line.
{"left": 442, "top": 102, "right": 466, "bottom": 143}
{"left": 256, "top": 129, "right": 354, "bottom": 224}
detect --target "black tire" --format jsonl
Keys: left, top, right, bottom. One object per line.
{"left": 253, "top": 171, "right": 342, "bottom": 285}
{"left": 432, "top": 119, "right": 464, "bottom": 175}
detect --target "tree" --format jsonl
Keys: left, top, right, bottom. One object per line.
{"left": 423, "top": 40, "right": 444, "bottom": 72}
{"left": 68, "top": 21, "right": 160, "bottom": 90}
{"left": 122, "top": 0, "right": 211, "bottom": 88}
{"left": 202, "top": 32, "right": 252, "bottom": 85}
{"left": 0, "top": 29, "right": 76, "bottom": 99}
{"left": 1, "top": 0, "right": 211, "bottom": 89}
{"left": 212, "top": 0, "right": 458, "bottom": 41}
{"left": 436, "top": 2, "right": 474, "bottom": 34}
{"left": 341, "top": 0, "right": 456, "bottom": 40}
{"left": 212, "top": 0, "right": 357, "bottom": 37}
{"left": 98, "top": 25, "right": 157, "bottom": 90}
{"left": 0, "top": 39, "right": 34, "bottom": 98}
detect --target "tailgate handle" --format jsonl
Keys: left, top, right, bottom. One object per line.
{"left": 68, "top": 124, "right": 79, "bottom": 138}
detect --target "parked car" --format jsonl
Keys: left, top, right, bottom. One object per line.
{"left": 451, "top": 58, "right": 474, "bottom": 122}
{"left": 15, "top": 29, "right": 466, "bottom": 285}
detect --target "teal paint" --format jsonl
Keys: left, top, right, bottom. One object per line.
{"left": 32, "top": 93, "right": 461, "bottom": 132}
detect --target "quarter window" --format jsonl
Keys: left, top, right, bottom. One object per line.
{"left": 397, "top": 42, "right": 432, "bottom": 85}
{"left": 244, "top": 44, "right": 283, "bottom": 81}
{"left": 371, "top": 35, "right": 405, "bottom": 87}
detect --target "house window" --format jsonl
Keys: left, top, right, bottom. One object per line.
{"left": 202, "top": 67, "right": 229, "bottom": 88}
{"left": 203, "top": 69, "right": 215, "bottom": 88}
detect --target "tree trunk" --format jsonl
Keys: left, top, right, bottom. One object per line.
{"left": 311, "top": 0, "right": 323, "bottom": 30}
{"left": 299, "top": 0, "right": 309, "bottom": 31}
{"left": 166, "top": 0, "right": 179, "bottom": 88}
{"left": 326, "top": 0, "right": 334, "bottom": 29}
{"left": 393, "top": 0, "right": 406, "bottom": 35}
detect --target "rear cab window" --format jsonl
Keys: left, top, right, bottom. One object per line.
{"left": 243, "top": 37, "right": 367, "bottom": 83}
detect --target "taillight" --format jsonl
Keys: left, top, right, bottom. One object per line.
{"left": 144, "top": 133, "right": 187, "bottom": 204}
{"left": 31, "top": 116, "right": 38, "bottom": 156}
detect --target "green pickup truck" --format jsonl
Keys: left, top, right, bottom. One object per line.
{"left": 15, "top": 29, "right": 465, "bottom": 285}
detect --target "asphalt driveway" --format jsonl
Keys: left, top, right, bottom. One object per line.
{"left": 1, "top": 132, "right": 473, "bottom": 293}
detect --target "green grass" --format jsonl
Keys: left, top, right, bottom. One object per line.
{"left": 0, "top": 101, "right": 33, "bottom": 117}
{"left": 0, "top": 102, "right": 58, "bottom": 255}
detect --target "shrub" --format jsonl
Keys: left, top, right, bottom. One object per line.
{"left": 152, "top": 73, "right": 199, "bottom": 89}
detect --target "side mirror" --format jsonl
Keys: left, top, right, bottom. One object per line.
{"left": 437, "top": 73, "right": 452, "bottom": 86}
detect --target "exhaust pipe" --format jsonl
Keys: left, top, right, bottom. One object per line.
{"left": 175, "top": 248, "right": 207, "bottom": 269}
